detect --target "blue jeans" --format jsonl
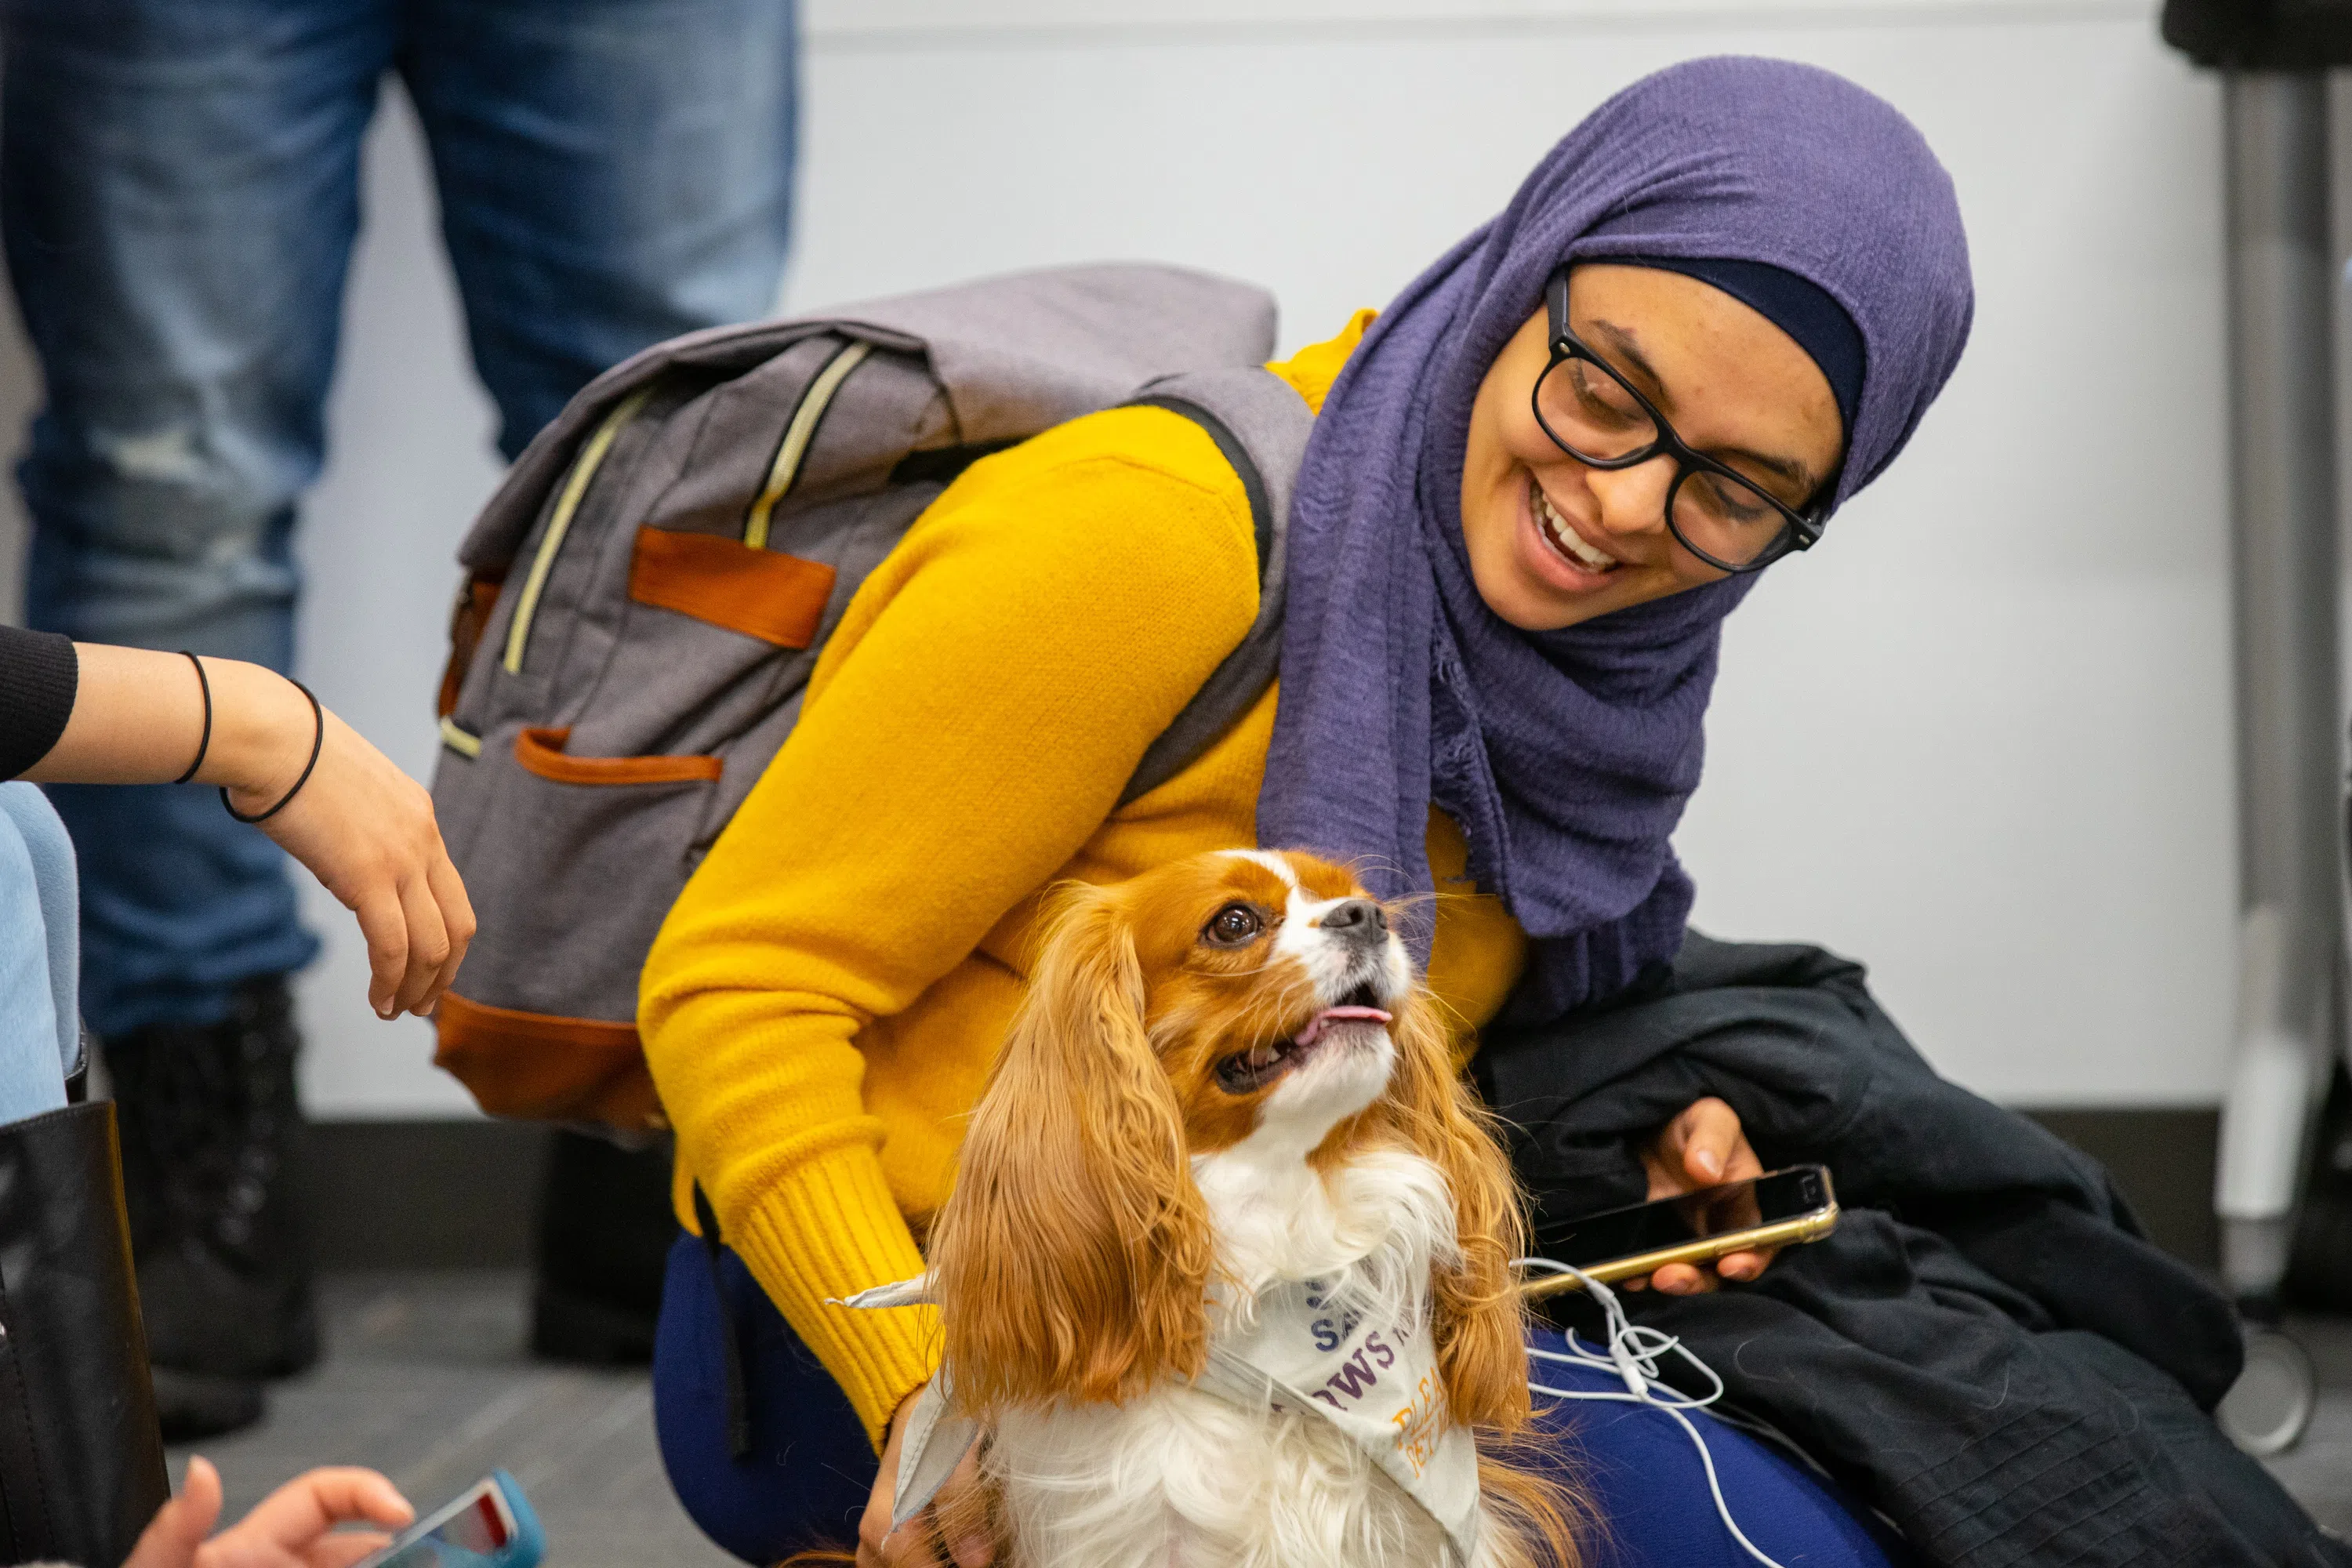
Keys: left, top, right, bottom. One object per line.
{"left": 0, "top": 0, "right": 797, "bottom": 1035}
{"left": 0, "top": 783, "right": 80, "bottom": 1122}
{"left": 652, "top": 1235, "right": 1912, "bottom": 1567}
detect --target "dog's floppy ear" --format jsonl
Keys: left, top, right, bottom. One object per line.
{"left": 928, "top": 882, "right": 1214, "bottom": 1412}
{"left": 1381, "top": 990, "right": 1533, "bottom": 1432}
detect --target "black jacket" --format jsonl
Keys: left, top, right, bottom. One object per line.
{"left": 1479, "top": 935, "right": 2346, "bottom": 1568}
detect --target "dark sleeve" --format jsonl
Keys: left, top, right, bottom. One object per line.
{"left": 0, "top": 626, "right": 79, "bottom": 779}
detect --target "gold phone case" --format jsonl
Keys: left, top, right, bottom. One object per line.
{"left": 1517, "top": 1180, "right": 1841, "bottom": 1302}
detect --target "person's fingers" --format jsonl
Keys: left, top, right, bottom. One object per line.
{"left": 1676, "top": 1097, "right": 1742, "bottom": 1187}
{"left": 250, "top": 709, "right": 471, "bottom": 1022}
{"left": 1713, "top": 1243, "right": 1784, "bottom": 1283}
{"left": 183, "top": 1457, "right": 228, "bottom": 1537}
{"left": 295, "top": 1468, "right": 413, "bottom": 1531}
{"left": 126, "top": 1455, "right": 227, "bottom": 1568}
{"left": 389, "top": 870, "right": 452, "bottom": 1018}
{"left": 938, "top": 1443, "right": 994, "bottom": 1568}
{"left": 415, "top": 850, "right": 475, "bottom": 1014}
{"left": 1648, "top": 1261, "right": 1719, "bottom": 1296}
{"left": 862, "top": 1391, "right": 949, "bottom": 1568}
{"left": 350, "top": 886, "right": 411, "bottom": 1021}
{"left": 948, "top": 1523, "right": 995, "bottom": 1568}
{"left": 1649, "top": 1263, "right": 1693, "bottom": 1294}
{"left": 303, "top": 1533, "right": 394, "bottom": 1568}
{"left": 864, "top": 1515, "right": 948, "bottom": 1568}
{"left": 233, "top": 1467, "right": 412, "bottom": 1554}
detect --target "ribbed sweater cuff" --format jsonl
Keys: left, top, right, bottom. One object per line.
{"left": 733, "top": 1150, "right": 938, "bottom": 1448}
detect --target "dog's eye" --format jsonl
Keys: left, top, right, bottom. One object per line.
{"left": 1202, "top": 902, "right": 1265, "bottom": 946}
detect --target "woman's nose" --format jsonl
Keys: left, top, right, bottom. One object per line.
{"left": 1579, "top": 456, "right": 1675, "bottom": 539}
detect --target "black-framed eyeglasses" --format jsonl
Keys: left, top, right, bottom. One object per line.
{"left": 1532, "top": 267, "right": 1829, "bottom": 574}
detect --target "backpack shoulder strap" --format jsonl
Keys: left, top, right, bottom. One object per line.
{"left": 1117, "top": 365, "right": 1315, "bottom": 806}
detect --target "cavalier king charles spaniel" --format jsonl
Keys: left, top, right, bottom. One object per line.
{"left": 902, "top": 848, "right": 1579, "bottom": 1568}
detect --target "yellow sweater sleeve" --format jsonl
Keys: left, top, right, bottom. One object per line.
{"left": 638, "top": 409, "right": 1261, "bottom": 1444}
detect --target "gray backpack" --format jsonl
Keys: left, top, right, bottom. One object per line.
{"left": 428, "top": 265, "right": 1315, "bottom": 1132}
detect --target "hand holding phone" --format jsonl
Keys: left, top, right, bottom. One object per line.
{"left": 1517, "top": 1165, "right": 1839, "bottom": 1302}
{"left": 1638, "top": 1094, "right": 1774, "bottom": 1292}
{"left": 126, "top": 1459, "right": 414, "bottom": 1568}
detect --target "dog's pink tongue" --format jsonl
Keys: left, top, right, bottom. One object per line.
{"left": 1292, "top": 1005, "right": 1394, "bottom": 1047}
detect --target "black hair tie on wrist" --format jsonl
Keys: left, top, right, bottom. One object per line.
{"left": 171, "top": 652, "right": 214, "bottom": 786}
{"left": 223, "top": 677, "right": 324, "bottom": 825}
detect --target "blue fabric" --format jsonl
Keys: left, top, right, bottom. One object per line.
{"left": 0, "top": 782, "right": 79, "bottom": 1122}
{"left": 653, "top": 1234, "right": 877, "bottom": 1564}
{"left": 1628, "top": 256, "right": 1867, "bottom": 442}
{"left": 0, "top": 0, "right": 798, "bottom": 1035}
{"left": 652, "top": 1235, "right": 1907, "bottom": 1566}
{"left": 1257, "top": 57, "right": 1975, "bottom": 1026}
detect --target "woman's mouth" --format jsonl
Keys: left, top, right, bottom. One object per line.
{"left": 1529, "top": 477, "right": 1621, "bottom": 576}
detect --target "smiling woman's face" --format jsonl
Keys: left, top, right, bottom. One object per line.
{"left": 1459, "top": 263, "right": 1845, "bottom": 633}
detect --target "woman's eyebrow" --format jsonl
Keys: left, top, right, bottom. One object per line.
{"left": 1582, "top": 318, "right": 1673, "bottom": 411}
{"left": 1724, "top": 445, "right": 1816, "bottom": 497}
{"left": 1583, "top": 316, "right": 1820, "bottom": 500}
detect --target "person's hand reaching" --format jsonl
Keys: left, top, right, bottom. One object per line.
{"left": 241, "top": 700, "right": 476, "bottom": 1020}
{"left": 125, "top": 1457, "right": 415, "bottom": 1568}
{"left": 27, "top": 644, "right": 476, "bottom": 1019}
{"left": 858, "top": 1388, "right": 994, "bottom": 1567}
{"left": 1629, "top": 1095, "right": 1777, "bottom": 1296}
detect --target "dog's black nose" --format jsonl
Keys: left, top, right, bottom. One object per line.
{"left": 1319, "top": 899, "right": 1387, "bottom": 942}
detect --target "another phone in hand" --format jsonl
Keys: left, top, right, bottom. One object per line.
{"left": 350, "top": 1472, "right": 545, "bottom": 1568}
{"left": 1519, "top": 1164, "right": 1838, "bottom": 1301}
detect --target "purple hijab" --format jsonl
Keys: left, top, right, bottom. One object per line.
{"left": 1257, "top": 57, "right": 1974, "bottom": 1022}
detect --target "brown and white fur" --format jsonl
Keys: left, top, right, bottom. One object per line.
{"left": 923, "top": 849, "right": 1581, "bottom": 1568}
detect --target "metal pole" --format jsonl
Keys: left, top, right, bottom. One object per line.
{"left": 2215, "top": 71, "right": 2341, "bottom": 1307}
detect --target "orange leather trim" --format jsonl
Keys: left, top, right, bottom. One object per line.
{"left": 628, "top": 526, "right": 837, "bottom": 649}
{"left": 434, "top": 991, "right": 663, "bottom": 1129}
{"left": 438, "top": 575, "right": 503, "bottom": 719}
{"left": 514, "top": 726, "right": 721, "bottom": 786}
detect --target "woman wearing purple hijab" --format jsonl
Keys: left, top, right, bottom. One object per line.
{"left": 646, "top": 56, "right": 1965, "bottom": 1568}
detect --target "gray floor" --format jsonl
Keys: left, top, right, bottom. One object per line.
{"left": 176, "top": 1274, "right": 2351, "bottom": 1564}
{"left": 2263, "top": 1316, "right": 2352, "bottom": 1537}
{"left": 165, "top": 1273, "right": 735, "bottom": 1568}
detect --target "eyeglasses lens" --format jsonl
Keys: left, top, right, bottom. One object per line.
{"left": 1534, "top": 354, "right": 1655, "bottom": 461}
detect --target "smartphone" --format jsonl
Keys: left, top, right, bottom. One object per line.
{"left": 350, "top": 1472, "right": 545, "bottom": 1568}
{"left": 1519, "top": 1164, "right": 1838, "bottom": 1301}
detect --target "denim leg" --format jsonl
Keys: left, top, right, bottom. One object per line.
{"left": 0, "top": 0, "right": 397, "bottom": 1033}
{"left": 0, "top": 783, "right": 76, "bottom": 1121}
{"left": 401, "top": 0, "right": 797, "bottom": 459}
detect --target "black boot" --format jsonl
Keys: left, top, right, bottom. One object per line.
{"left": 106, "top": 975, "right": 320, "bottom": 1381}
{"left": 0, "top": 1102, "right": 171, "bottom": 1568}
{"left": 530, "top": 1130, "right": 677, "bottom": 1364}
{"left": 149, "top": 1367, "right": 267, "bottom": 1443}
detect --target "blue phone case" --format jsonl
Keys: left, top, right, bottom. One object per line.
{"left": 485, "top": 1472, "right": 546, "bottom": 1568}
{"left": 358, "top": 1471, "right": 546, "bottom": 1568}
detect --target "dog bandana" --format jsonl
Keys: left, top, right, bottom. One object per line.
{"left": 837, "top": 1273, "right": 1483, "bottom": 1563}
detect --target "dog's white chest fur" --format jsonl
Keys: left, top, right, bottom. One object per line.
{"left": 981, "top": 1144, "right": 1501, "bottom": 1568}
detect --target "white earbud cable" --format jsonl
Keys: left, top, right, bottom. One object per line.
{"left": 1515, "top": 1258, "right": 1789, "bottom": 1568}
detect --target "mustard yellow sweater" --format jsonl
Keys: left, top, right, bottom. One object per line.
{"left": 639, "top": 316, "right": 1529, "bottom": 1446}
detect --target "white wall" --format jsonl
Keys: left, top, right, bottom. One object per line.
{"left": 2, "top": 0, "right": 2247, "bottom": 1112}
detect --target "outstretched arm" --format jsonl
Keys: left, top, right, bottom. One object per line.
{"left": 10, "top": 633, "right": 474, "bottom": 1018}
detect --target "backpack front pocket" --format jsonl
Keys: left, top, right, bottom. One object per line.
{"left": 435, "top": 722, "right": 723, "bottom": 1129}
